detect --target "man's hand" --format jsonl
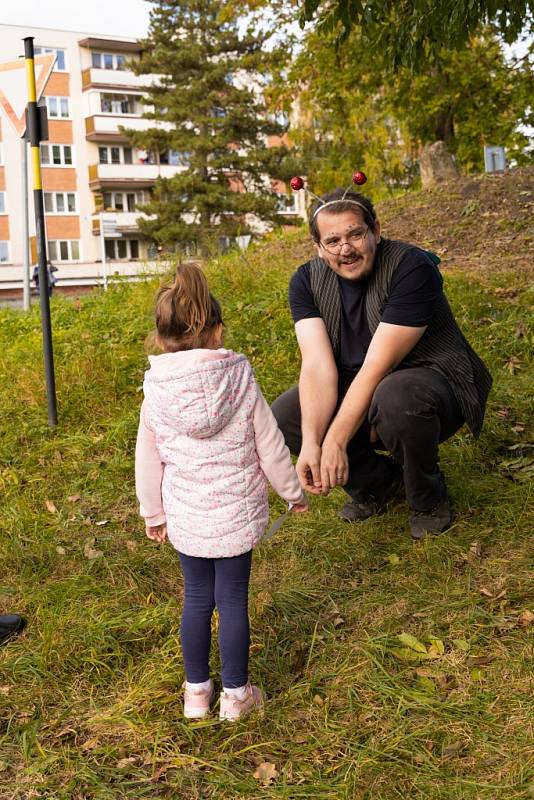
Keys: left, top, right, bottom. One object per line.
{"left": 296, "top": 443, "right": 323, "bottom": 494}
{"left": 319, "top": 436, "right": 349, "bottom": 495}
{"left": 146, "top": 523, "right": 167, "bottom": 543}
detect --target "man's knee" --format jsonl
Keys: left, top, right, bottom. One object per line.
{"left": 371, "top": 374, "right": 412, "bottom": 419}
{"left": 370, "top": 373, "right": 434, "bottom": 438}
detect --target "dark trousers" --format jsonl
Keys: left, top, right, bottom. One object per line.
{"left": 178, "top": 550, "right": 252, "bottom": 688}
{"left": 271, "top": 367, "right": 464, "bottom": 512}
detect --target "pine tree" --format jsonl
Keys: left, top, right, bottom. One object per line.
{"left": 126, "top": 0, "right": 291, "bottom": 255}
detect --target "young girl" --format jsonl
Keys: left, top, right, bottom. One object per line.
{"left": 135, "top": 263, "right": 307, "bottom": 721}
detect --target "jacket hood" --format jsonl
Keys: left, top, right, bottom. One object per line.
{"left": 143, "top": 349, "right": 254, "bottom": 438}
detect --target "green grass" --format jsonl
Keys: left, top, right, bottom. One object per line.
{"left": 0, "top": 223, "right": 532, "bottom": 799}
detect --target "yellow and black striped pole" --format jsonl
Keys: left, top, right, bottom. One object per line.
{"left": 24, "top": 36, "right": 57, "bottom": 427}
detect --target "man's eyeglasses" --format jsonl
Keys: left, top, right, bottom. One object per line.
{"left": 320, "top": 227, "right": 369, "bottom": 255}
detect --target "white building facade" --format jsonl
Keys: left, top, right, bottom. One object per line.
{"left": 0, "top": 23, "right": 305, "bottom": 295}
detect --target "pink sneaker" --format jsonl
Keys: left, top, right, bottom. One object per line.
{"left": 183, "top": 682, "right": 214, "bottom": 719}
{"left": 219, "top": 684, "right": 264, "bottom": 721}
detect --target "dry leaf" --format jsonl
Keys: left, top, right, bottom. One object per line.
{"left": 514, "top": 320, "right": 526, "bottom": 338}
{"left": 96, "top": 520, "right": 109, "bottom": 527}
{"left": 442, "top": 741, "right": 466, "bottom": 758}
{"left": 518, "top": 609, "right": 534, "bottom": 627}
{"left": 45, "top": 499, "right": 58, "bottom": 514}
{"left": 56, "top": 546, "right": 67, "bottom": 555}
{"left": 84, "top": 538, "right": 103, "bottom": 560}
{"left": 126, "top": 540, "right": 137, "bottom": 552}
{"left": 469, "top": 542, "right": 482, "bottom": 557}
{"left": 67, "top": 494, "right": 81, "bottom": 503}
{"left": 117, "top": 757, "right": 138, "bottom": 769}
{"left": 253, "top": 761, "right": 278, "bottom": 786}
{"left": 80, "top": 737, "right": 99, "bottom": 752}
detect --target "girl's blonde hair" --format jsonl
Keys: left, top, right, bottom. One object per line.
{"left": 155, "top": 262, "right": 223, "bottom": 352}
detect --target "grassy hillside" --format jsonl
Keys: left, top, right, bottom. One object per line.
{"left": 0, "top": 170, "right": 532, "bottom": 799}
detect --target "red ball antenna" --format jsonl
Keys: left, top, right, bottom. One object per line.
{"left": 352, "top": 170, "right": 367, "bottom": 186}
{"left": 290, "top": 176, "right": 304, "bottom": 191}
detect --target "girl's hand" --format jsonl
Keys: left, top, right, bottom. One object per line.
{"left": 146, "top": 523, "right": 167, "bottom": 543}
{"left": 291, "top": 499, "right": 309, "bottom": 513}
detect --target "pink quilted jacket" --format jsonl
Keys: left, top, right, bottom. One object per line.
{"left": 135, "top": 348, "right": 304, "bottom": 558}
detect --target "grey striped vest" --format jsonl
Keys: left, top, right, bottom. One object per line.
{"left": 308, "top": 238, "right": 492, "bottom": 436}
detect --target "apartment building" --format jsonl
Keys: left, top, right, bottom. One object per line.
{"left": 0, "top": 23, "right": 304, "bottom": 295}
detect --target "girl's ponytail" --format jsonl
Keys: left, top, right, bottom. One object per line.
{"left": 155, "top": 262, "right": 223, "bottom": 352}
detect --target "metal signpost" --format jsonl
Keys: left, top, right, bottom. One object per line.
{"left": 24, "top": 38, "right": 57, "bottom": 427}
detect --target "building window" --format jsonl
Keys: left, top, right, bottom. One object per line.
{"left": 45, "top": 96, "right": 70, "bottom": 118}
{"left": 48, "top": 240, "right": 80, "bottom": 261}
{"left": 0, "top": 193, "right": 6, "bottom": 214}
{"left": 44, "top": 193, "right": 77, "bottom": 214}
{"left": 98, "top": 146, "right": 132, "bottom": 165}
{"left": 100, "top": 93, "right": 140, "bottom": 115}
{"left": 91, "top": 52, "right": 127, "bottom": 71}
{"left": 40, "top": 144, "right": 73, "bottom": 166}
{"left": 104, "top": 239, "right": 140, "bottom": 260}
{"left": 35, "top": 46, "right": 67, "bottom": 71}
{"left": 0, "top": 241, "right": 10, "bottom": 263}
{"left": 102, "top": 191, "right": 145, "bottom": 212}
{"left": 163, "top": 150, "right": 190, "bottom": 166}
{"left": 275, "top": 192, "right": 297, "bottom": 214}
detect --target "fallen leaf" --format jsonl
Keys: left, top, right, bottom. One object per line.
{"left": 117, "top": 757, "right": 138, "bottom": 769}
{"left": 442, "top": 741, "right": 466, "bottom": 758}
{"left": 80, "top": 737, "right": 99, "bottom": 751}
{"left": 313, "top": 694, "right": 324, "bottom": 706}
{"left": 126, "top": 540, "right": 137, "bottom": 552}
{"left": 452, "top": 639, "right": 470, "bottom": 652}
{"left": 253, "top": 762, "right": 278, "bottom": 787}
{"left": 518, "top": 609, "right": 534, "bottom": 627}
{"left": 45, "top": 499, "right": 57, "bottom": 514}
{"left": 67, "top": 494, "right": 81, "bottom": 503}
{"left": 398, "top": 632, "right": 427, "bottom": 654}
{"left": 469, "top": 542, "right": 482, "bottom": 557}
{"left": 388, "top": 553, "right": 400, "bottom": 565}
{"left": 426, "top": 636, "right": 445, "bottom": 657}
{"left": 467, "top": 655, "right": 495, "bottom": 667}
{"left": 96, "top": 520, "right": 109, "bottom": 527}
{"left": 480, "top": 587, "right": 494, "bottom": 598}
{"left": 332, "top": 615, "right": 344, "bottom": 627}
{"left": 84, "top": 538, "right": 103, "bottom": 560}
{"left": 56, "top": 546, "right": 67, "bottom": 555}
{"left": 514, "top": 320, "right": 526, "bottom": 338}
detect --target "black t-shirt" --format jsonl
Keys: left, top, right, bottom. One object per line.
{"left": 289, "top": 248, "right": 443, "bottom": 376}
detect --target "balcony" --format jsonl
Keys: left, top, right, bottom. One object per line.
{"left": 88, "top": 162, "right": 185, "bottom": 190}
{"left": 85, "top": 114, "right": 172, "bottom": 142}
{"left": 92, "top": 211, "right": 151, "bottom": 236}
{"left": 82, "top": 67, "right": 157, "bottom": 91}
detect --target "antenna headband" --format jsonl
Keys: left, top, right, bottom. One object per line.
{"left": 312, "top": 199, "right": 369, "bottom": 221}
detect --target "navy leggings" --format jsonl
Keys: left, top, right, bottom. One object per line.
{"left": 178, "top": 550, "right": 252, "bottom": 688}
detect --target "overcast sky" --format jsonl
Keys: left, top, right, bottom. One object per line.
{"left": 0, "top": 0, "right": 153, "bottom": 38}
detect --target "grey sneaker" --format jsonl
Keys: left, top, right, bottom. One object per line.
{"left": 338, "top": 468, "right": 404, "bottom": 522}
{"left": 409, "top": 497, "right": 452, "bottom": 540}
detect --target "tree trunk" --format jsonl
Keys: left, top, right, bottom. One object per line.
{"left": 419, "top": 141, "right": 459, "bottom": 188}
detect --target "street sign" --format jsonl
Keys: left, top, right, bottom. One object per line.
{"left": 0, "top": 53, "right": 55, "bottom": 137}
